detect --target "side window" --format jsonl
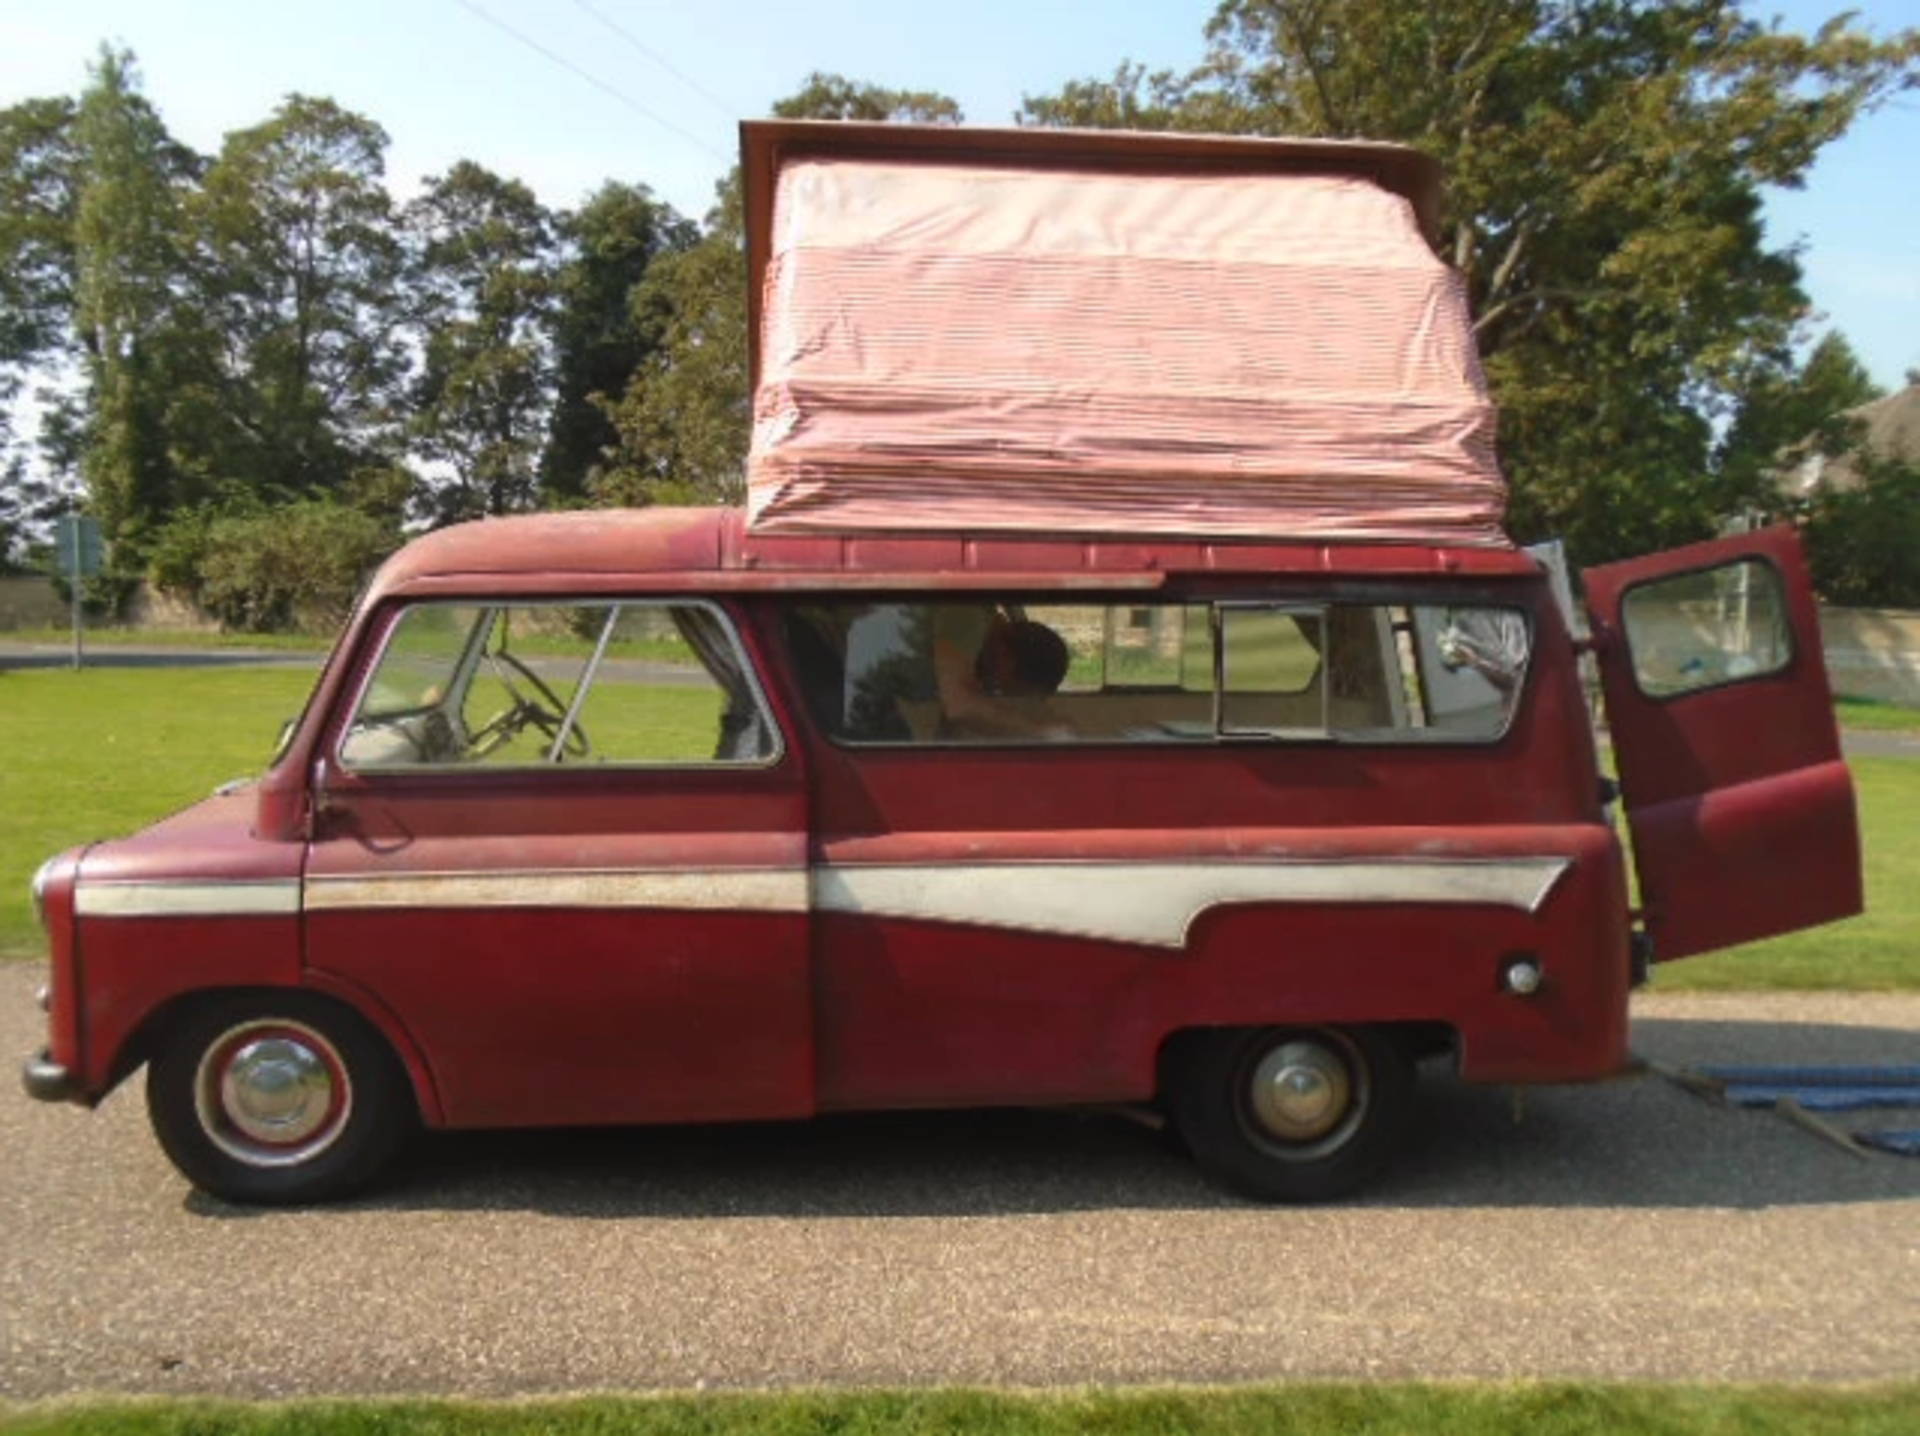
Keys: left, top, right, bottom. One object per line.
{"left": 783, "top": 597, "right": 1528, "bottom": 747}
{"left": 1619, "top": 558, "right": 1792, "bottom": 698}
{"left": 340, "top": 600, "right": 778, "bottom": 770}
{"left": 1411, "top": 605, "right": 1532, "bottom": 733}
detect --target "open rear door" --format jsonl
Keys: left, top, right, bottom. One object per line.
{"left": 1583, "top": 526, "right": 1862, "bottom": 962}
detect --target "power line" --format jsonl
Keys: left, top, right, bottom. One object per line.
{"left": 568, "top": 0, "right": 740, "bottom": 122}
{"left": 449, "top": 0, "right": 730, "bottom": 163}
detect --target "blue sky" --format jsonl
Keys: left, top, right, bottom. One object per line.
{"left": 3, "top": 0, "right": 1915, "bottom": 390}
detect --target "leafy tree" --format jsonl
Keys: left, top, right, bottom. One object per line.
{"left": 69, "top": 47, "right": 203, "bottom": 572}
{"left": 1803, "top": 452, "right": 1920, "bottom": 608}
{"left": 771, "top": 73, "right": 965, "bottom": 124}
{"left": 0, "top": 449, "right": 67, "bottom": 571}
{"left": 0, "top": 97, "right": 79, "bottom": 381}
{"left": 540, "top": 182, "right": 696, "bottom": 504}
{"left": 598, "top": 76, "right": 963, "bottom": 508}
{"left": 1020, "top": 1, "right": 1920, "bottom": 562}
{"left": 190, "top": 95, "right": 409, "bottom": 500}
{"left": 404, "top": 161, "right": 557, "bottom": 524}
{"left": 183, "top": 499, "right": 399, "bottom": 632}
{"left": 1718, "top": 330, "right": 1884, "bottom": 510}
{"left": 594, "top": 175, "right": 749, "bottom": 506}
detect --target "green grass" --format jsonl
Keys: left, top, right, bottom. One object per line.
{"left": 1, "top": 667, "right": 323, "bottom": 954}
{"left": 3, "top": 667, "right": 1916, "bottom": 988}
{"left": 5, "top": 625, "right": 331, "bottom": 652}
{"left": 2, "top": 1387, "right": 1918, "bottom": 1436}
{"left": 1836, "top": 695, "right": 1920, "bottom": 732}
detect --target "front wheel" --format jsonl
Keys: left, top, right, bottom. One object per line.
{"left": 1172, "top": 1025, "right": 1413, "bottom": 1203}
{"left": 146, "top": 993, "right": 414, "bottom": 1205}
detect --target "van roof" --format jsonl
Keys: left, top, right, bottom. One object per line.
{"left": 372, "top": 508, "right": 1538, "bottom": 600}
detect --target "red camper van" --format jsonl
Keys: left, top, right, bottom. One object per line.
{"left": 23, "top": 123, "right": 1862, "bottom": 1205}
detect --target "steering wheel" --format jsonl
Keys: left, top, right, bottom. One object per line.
{"left": 467, "top": 652, "right": 592, "bottom": 760}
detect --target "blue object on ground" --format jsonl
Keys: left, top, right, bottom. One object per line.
{"left": 1720, "top": 1084, "right": 1920, "bottom": 1111}
{"left": 1685, "top": 1066, "right": 1920, "bottom": 1154}
{"left": 1696, "top": 1065, "right": 1920, "bottom": 1087}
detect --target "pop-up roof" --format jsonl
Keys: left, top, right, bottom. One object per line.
{"left": 743, "top": 121, "right": 1507, "bottom": 548}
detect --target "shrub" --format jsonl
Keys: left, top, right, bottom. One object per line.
{"left": 192, "top": 502, "right": 400, "bottom": 633}
{"left": 1803, "top": 455, "right": 1920, "bottom": 609}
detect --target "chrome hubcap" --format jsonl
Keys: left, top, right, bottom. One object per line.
{"left": 195, "top": 1022, "right": 350, "bottom": 1168}
{"left": 223, "top": 1038, "right": 332, "bottom": 1142}
{"left": 1247, "top": 1039, "right": 1356, "bottom": 1144}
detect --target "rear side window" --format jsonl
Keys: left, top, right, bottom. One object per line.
{"left": 340, "top": 600, "right": 778, "bottom": 770}
{"left": 1619, "top": 559, "right": 1792, "bottom": 699}
{"left": 784, "top": 598, "right": 1529, "bottom": 746}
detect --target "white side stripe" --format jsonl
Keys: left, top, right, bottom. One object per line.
{"left": 303, "top": 869, "right": 809, "bottom": 913}
{"left": 75, "top": 881, "right": 301, "bottom": 918}
{"left": 77, "top": 859, "right": 1570, "bottom": 945}
{"left": 815, "top": 860, "right": 1571, "bottom": 949}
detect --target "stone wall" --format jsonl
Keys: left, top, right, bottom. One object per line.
{"left": 1820, "top": 607, "right": 1920, "bottom": 706}
{"left": 0, "top": 576, "right": 222, "bottom": 634}
{"left": 0, "top": 576, "right": 67, "bottom": 629}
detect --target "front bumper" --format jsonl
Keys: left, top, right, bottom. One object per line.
{"left": 22, "top": 1050, "right": 83, "bottom": 1104}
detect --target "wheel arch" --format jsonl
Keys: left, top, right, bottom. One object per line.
{"left": 113, "top": 981, "right": 442, "bottom": 1127}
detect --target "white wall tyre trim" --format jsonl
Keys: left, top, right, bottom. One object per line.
{"left": 192, "top": 1019, "right": 355, "bottom": 1169}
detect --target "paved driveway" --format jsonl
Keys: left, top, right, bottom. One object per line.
{"left": 4, "top": 965, "right": 1917, "bottom": 1398}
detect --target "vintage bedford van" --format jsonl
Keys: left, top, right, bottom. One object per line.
{"left": 22, "top": 124, "right": 1863, "bottom": 1205}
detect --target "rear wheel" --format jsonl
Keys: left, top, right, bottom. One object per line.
{"left": 146, "top": 994, "right": 414, "bottom": 1205}
{"left": 1173, "top": 1025, "right": 1412, "bottom": 1202}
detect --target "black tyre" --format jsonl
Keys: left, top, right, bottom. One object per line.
{"left": 146, "top": 993, "right": 414, "bottom": 1205}
{"left": 1172, "top": 1025, "right": 1413, "bottom": 1203}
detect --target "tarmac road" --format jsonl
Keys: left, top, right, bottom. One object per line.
{"left": 3, "top": 963, "right": 1917, "bottom": 1398}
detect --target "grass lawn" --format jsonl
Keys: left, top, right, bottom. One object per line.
{"left": 1835, "top": 695, "right": 1920, "bottom": 731}
{"left": 2, "top": 1387, "right": 1918, "bottom": 1436}
{"left": 1, "top": 667, "right": 323, "bottom": 956}
{"left": 1, "top": 665, "right": 1915, "bottom": 988}
{"left": 4, "top": 625, "right": 331, "bottom": 652}
{"left": 1649, "top": 754, "right": 1918, "bottom": 991}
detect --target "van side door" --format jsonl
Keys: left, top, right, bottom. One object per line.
{"left": 1583, "top": 526, "right": 1862, "bottom": 961}
{"left": 303, "top": 596, "right": 814, "bottom": 1128}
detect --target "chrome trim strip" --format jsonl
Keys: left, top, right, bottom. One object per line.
{"left": 304, "top": 868, "right": 810, "bottom": 913}
{"left": 76, "top": 881, "right": 302, "bottom": 919}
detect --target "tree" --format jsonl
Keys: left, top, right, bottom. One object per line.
{"left": 68, "top": 47, "right": 203, "bottom": 572}
{"left": 1717, "top": 329, "right": 1884, "bottom": 510}
{"left": 539, "top": 182, "right": 696, "bottom": 504}
{"left": 771, "top": 73, "right": 964, "bottom": 124}
{"left": 598, "top": 76, "right": 964, "bottom": 508}
{"left": 404, "top": 161, "right": 557, "bottom": 524}
{"left": 594, "top": 175, "right": 748, "bottom": 506}
{"left": 190, "top": 95, "right": 409, "bottom": 500}
{"left": 1803, "top": 452, "right": 1920, "bottom": 608}
{"left": 1021, "top": 1, "right": 1920, "bottom": 562}
{"left": 0, "top": 97, "right": 79, "bottom": 382}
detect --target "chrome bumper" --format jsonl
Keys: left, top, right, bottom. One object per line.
{"left": 21, "top": 1050, "right": 82, "bottom": 1104}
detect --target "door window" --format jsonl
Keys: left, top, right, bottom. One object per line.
{"left": 340, "top": 600, "right": 779, "bottom": 769}
{"left": 1619, "top": 558, "right": 1792, "bottom": 698}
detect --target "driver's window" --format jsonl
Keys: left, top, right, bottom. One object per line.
{"left": 339, "top": 600, "right": 778, "bottom": 770}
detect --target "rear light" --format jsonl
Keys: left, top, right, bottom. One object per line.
{"left": 1501, "top": 956, "right": 1544, "bottom": 996}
